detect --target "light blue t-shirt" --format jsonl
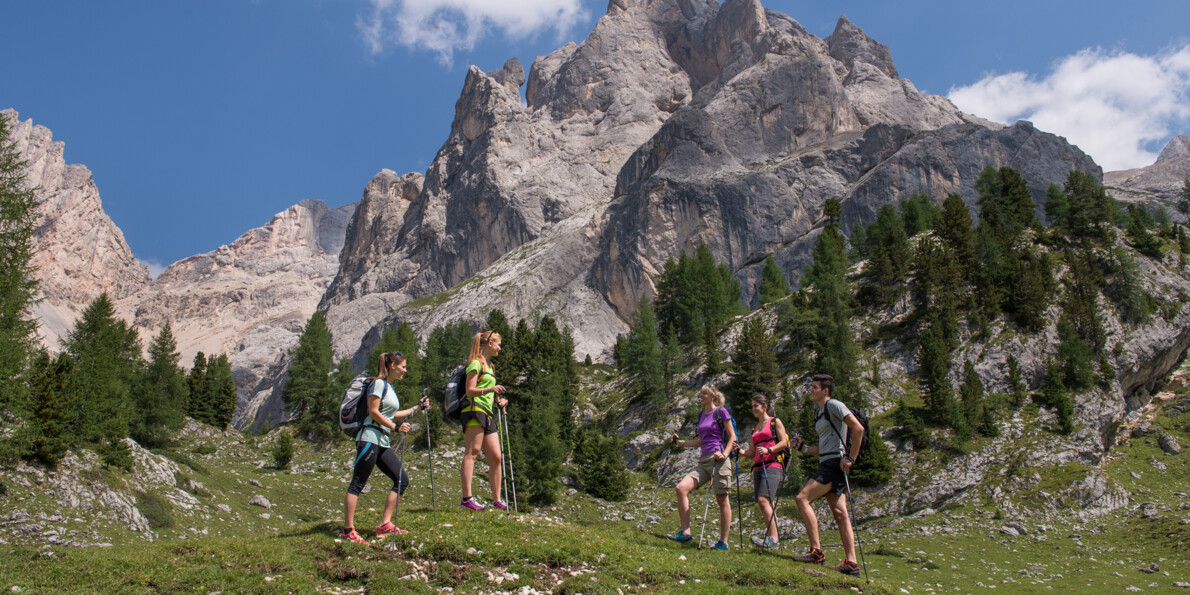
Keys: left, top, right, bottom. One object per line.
{"left": 356, "top": 379, "right": 399, "bottom": 447}
{"left": 815, "top": 399, "right": 852, "bottom": 461}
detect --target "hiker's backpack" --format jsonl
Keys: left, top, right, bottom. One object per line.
{"left": 339, "top": 375, "right": 385, "bottom": 439}
{"left": 763, "top": 417, "right": 793, "bottom": 469}
{"left": 443, "top": 365, "right": 467, "bottom": 420}
{"left": 821, "top": 402, "right": 872, "bottom": 465}
{"left": 443, "top": 361, "right": 496, "bottom": 420}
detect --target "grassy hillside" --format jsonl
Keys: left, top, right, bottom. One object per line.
{"left": 2, "top": 366, "right": 1188, "bottom": 593}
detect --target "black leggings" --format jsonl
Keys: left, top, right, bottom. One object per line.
{"left": 347, "top": 441, "right": 409, "bottom": 496}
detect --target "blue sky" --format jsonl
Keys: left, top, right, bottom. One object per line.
{"left": 3, "top": 1, "right": 1188, "bottom": 273}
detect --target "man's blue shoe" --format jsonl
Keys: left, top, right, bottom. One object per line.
{"left": 669, "top": 530, "right": 692, "bottom": 542}
{"left": 713, "top": 540, "right": 728, "bottom": 550}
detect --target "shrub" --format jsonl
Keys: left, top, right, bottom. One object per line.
{"left": 272, "top": 432, "right": 294, "bottom": 470}
{"left": 99, "top": 439, "right": 133, "bottom": 472}
{"left": 573, "top": 430, "right": 630, "bottom": 501}
{"left": 192, "top": 444, "right": 217, "bottom": 456}
{"left": 136, "top": 490, "right": 174, "bottom": 529}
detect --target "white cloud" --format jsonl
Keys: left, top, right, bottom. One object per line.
{"left": 358, "top": 0, "right": 589, "bottom": 67}
{"left": 142, "top": 258, "right": 166, "bottom": 280}
{"left": 948, "top": 45, "right": 1190, "bottom": 171}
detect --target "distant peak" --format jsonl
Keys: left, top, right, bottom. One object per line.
{"left": 827, "top": 14, "right": 898, "bottom": 79}
{"left": 1156, "top": 135, "right": 1190, "bottom": 163}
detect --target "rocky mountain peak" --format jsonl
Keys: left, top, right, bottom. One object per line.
{"left": 2, "top": 109, "right": 152, "bottom": 348}
{"left": 827, "top": 15, "right": 898, "bottom": 79}
{"left": 1157, "top": 134, "right": 1190, "bottom": 163}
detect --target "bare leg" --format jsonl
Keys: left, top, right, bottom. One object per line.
{"left": 758, "top": 496, "right": 777, "bottom": 540}
{"left": 482, "top": 431, "right": 504, "bottom": 501}
{"left": 343, "top": 493, "right": 358, "bottom": 530}
{"left": 795, "top": 479, "right": 832, "bottom": 550}
{"left": 827, "top": 492, "right": 856, "bottom": 563}
{"left": 460, "top": 425, "right": 484, "bottom": 498}
{"left": 674, "top": 477, "right": 698, "bottom": 533}
{"left": 716, "top": 492, "right": 732, "bottom": 542}
{"left": 379, "top": 491, "right": 399, "bottom": 526}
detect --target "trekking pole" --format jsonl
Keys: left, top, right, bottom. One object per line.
{"left": 423, "top": 389, "right": 438, "bottom": 526}
{"left": 392, "top": 432, "right": 409, "bottom": 530}
{"left": 497, "top": 410, "right": 511, "bottom": 515}
{"left": 842, "top": 470, "right": 869, "bottom": 584}
{"left": 502, "top": 408, "right": 519, "bottom": 513}
{"left": 732, "top": 452, "right": 743, "bottom": 549}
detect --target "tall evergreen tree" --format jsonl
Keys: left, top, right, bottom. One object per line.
{"left": 24, "top": 351, "right": 77, "bottom": 467}
{"left": 573, "top": 427, "right": 630, "bottom": 501}
{"left": 860, "top": 203, "right": 910, "bottom": 306}
{"left": 368, "top": 323, "right": 423, "bottom": 400}
{"left": 1004, "top": 246, "right": 1055, "bottom": 333}
{"left": 805, "top": 228, "right": 860, "bottom": 403}
{"left": 958, "top": 360, "right": 984, "bottom": 440}
{"left": 130, "top": 323, "right": 188, "bottom": 447}
{"left": 938, "top": 194, "right": 977, "bottom": 281}
{"left": 422, "top": 320, "right": 476, "bottom": 397}
{"left": 1007, "top": 355, "right": 1026, "bottom": 407}
{"left": 758, "top": 255, "right": 790, "bottom": 305}
{"left": 1039, "top": 360, "right": 1074, "bottom": 434}
{"left": 911, "top": 237, "right": 962, "bottom": 351}
{"left": 917, "top": 324, "right": 959, "bottom": 429}
{"left": 283, "top": 312, "right": 334, "bottom": 433}
{"left": 1126, "top": 204, "right": 1163, "bottom": 259}
{"left": 66, "top": 293, "right": 142, "bottom": 444}
{"left": 725, "top": 316, "right": 779, "bottom": 420}
{"left": 187, "top": 352, "right": 211, "bottom": 423}
{"left": 0, "top": 114, "right": 40, "bottom": 419}
{"left": 660, "top": 327, "right": 683, "bottom": 403}
{"left": 208, "top": 354, "right": 238, "bottom": 431}
{"left": 622, "top": 295, "right": 663, "bottom": 403}
{"left": 900, "top": 192, "right": 941, "bottom": 237}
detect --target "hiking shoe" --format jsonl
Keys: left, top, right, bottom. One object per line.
{"left": 713, "top": 540, "right": 728, "bottom": 550}
{"left": 834, "top": 560, "right": 861, "bottom": 577}
{"left": 460, "top": 497, "right": 485, "bottom": 511}
{"left": 490, "top": 500, "right": 509, "bottom": 511}
{"left": 793, "top": 548, "right": 825, "bottom": 564}
{"left": 760, "top": 536, "right": 780, "bottom": 549}
{"left": 340, "top": 528, "right": 369, "bottom": 545}
{"left": 669, "top": 530, "right": 693, "bottom": 543}
{"left": 376, "top": 522, "right": 408, "bottom": 537}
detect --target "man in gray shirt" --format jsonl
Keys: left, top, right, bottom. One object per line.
{"left": 790, "top": 374, "right": 865, "bottom": 577}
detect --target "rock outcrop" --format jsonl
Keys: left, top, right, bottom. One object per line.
{"left": 1105, "top": 135, "right": 1190, "bottom": 202}
{"left": 3, "top": 109, "right": 152, "bottom": 348}
{"left": 119, "top": 199, "right": 354, "bottom": 430}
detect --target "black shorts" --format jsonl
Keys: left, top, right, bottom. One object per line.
{"left": 461, "top": 408, "right": 498, "bottom": 435}
{"left": 809, "top": 457, "right": 848, "bottom": 495}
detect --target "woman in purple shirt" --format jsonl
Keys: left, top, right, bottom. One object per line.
{"left": 668, "top": 385, "right": 737, "bottom": 549}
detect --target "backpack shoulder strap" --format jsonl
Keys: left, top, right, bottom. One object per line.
{"left": 822, "top": 399, "right": 847, "bottom": 445}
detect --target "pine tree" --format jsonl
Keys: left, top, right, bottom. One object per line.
{"left": 777, "top": 290, "right": 819, "bottom": 374}
{"left": 283, "top": 312, "right": 333, "bottom": 431}
{"left": 849, "top": 222, "right": 868, "bottom": 261}
{"left": 1007, "top": 355, "right": 1026, "bottom": 407}
{"left": 911, "top": 237, "right": 961, "bottom": 351}
{"left": 187, "top": 352, "right": 211, "bottom": 424}
{"left": 892, "top": 399, "right": 930, "bottom": 450}
{"left": 917, "top": 325, "right": 959, "bottom": 429}
{"left": 1039, "top": 360, "right": 1073, "bottom": 434}
{"left": 1061, "top": 170, "right": 1115, "bottom": 244}
{"left": 66, "top": 293, "right": 142, "bottom": 444}
{"left": 1127, "top": 205, "right": 1163, "bottom": 259}
{"left": 573, "top": 428, "right": 630, "bottom": 501}
{"left": 522, "top": 395, "right": 562, "bottom": 506}
{"left": 938, "top": 194, "right": 977, "bottom": 282}
{"left": 208, "top": 355, "right": 238, "bottom": 431}
{"left": 900, "top": 192, "right": 941, "bottom": 237}
{"left": 423, "top": 321, "right": 477, "bottom": 398}
{"left": 1179, "top": 179, "right": 1190, "bottom": 215}
{"left": 958, "top": 360, "right": 984, "bottom": 440}
{"left": 272, "top": 431, "right": 294, "bottom": 470}
{"left": 660, "top": 327, "right": 683, "bottom": 403}
{"left": 860, "top": 203, "right": 910, "bottom": 306}
{"left": 130, "top": 323, "right": 188, "bottom": 448}
{"left": 726, "top": 316, "right": 779, "bottom": 420}
{"left": 0, "top": 114, "right": 40, "bottom": 419}
{"left": 758, "top": 255, "right": 789, "bottom": 305}
{"left": 1056, "top": 319, "right": 1095, "bottom": 392}
{"left": 368, "top": 322, "right": 422, "bottom": 401}
{"left": 1005, "top": 246, "right": 1055, "bottom": 333}
{"left": 622, "top": 295, "right": 663, "bottom": 403}
{"left": 806, "top": 228, "right": 860, "bottom": 404}
{"left": 25, "top": 351, "right": 77, "bottom": 467}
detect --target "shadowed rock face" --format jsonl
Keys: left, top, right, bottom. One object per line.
{"left": 3, "top": 109, "right": 153, "bottom": 349}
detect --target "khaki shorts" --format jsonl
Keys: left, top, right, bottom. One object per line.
{"left": 683, "top": 453, "right": 733, "bottom": 495}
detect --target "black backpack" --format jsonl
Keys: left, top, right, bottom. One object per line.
{"left": 821, "top": 401, "right": 872, "bottom": 465}
{"left": 443, "top": 361, "right": 494, "bottom": 420}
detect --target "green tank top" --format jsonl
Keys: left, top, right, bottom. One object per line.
{"left": 463, "top": 358, "right": 496, "bottom": 414}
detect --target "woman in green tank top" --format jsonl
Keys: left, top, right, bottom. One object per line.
{"left": 459, "top": 330, "right": 509, "bottom": 511}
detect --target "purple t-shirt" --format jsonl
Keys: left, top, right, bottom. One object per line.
{"left": 697, "top": 408, "right": 733, "bottom": 457}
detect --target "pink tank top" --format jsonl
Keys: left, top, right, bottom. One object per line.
{"left": 751, "top": 418, "right": 782, "bottom": 469}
